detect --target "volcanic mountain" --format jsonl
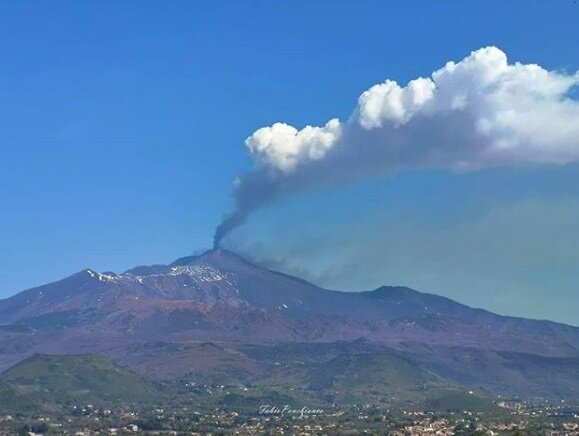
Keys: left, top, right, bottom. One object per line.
{"left": 1, "top": 249, "right": 579, "bottom": 402}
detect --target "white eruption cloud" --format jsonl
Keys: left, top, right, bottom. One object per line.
{"left": 246, "top": 119, "right": 342, "bottom": 173}
{"left": 214, "top": 47, "right": 579, "bottom": 246}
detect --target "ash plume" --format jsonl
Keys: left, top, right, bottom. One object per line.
{"left": 213, "top": 172, "right": 284, "bottom": 248}
{"left": 214, "top": 46, "right": 579, "bottom": 244}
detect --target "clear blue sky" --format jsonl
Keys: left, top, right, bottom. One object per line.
{"left": 1, "top": 1, "right": 578, "bottom": 324}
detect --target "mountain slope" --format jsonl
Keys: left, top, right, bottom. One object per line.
{"left": 1, "top": 249, "right": 579, "bottom": 403}
{"left": 1, "top": 354, "right": 164, "bottom": 409}
{"left": 1, "top": 249, "right": 577, "bottom": 356}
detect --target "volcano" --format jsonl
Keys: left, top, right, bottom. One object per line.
{"left": 1, "top": 249, "right": 579, "bottom": 401}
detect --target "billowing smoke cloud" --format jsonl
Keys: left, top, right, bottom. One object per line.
{"left": 214, "top": 46, "right": 579, "bottom": 246}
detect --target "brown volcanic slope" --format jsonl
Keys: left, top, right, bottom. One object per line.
{"left": 1, "top": 249, "right": 579, "bottom": 392}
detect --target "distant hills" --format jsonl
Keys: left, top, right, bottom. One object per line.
{"left": 0, "top": 354, "right": 162, "bottom": 413}
{"left": 0, "top": 351, "right": 497, "bottom": 414}
{"left": 1, "top": 248, "right": 579, "bottom": 407}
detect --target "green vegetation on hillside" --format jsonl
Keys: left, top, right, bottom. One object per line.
{"left": 1, "top": 354, "right": 164, "bottom": 411}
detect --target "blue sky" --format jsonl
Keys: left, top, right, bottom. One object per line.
{"left": 1, "top": 1, "right": 578, "bottom": 324}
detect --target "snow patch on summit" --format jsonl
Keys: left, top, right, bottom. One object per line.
{"left": 117, "top": 264, "right": 238, "bottom": 287}
{"left": 84, "top": 261, "right": 239, "bottom": 291}
{"left": 168, "top": 265, "right": 231, "bottom": 282}
{"left": 86, "top": 269, "right": 116, "bottom": 283}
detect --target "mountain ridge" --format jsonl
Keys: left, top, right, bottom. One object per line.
{"left": 1, "top": 248, "right": 579, "bottom": 402}
{"left": 3, "top": 248, "right": 570, "bottom": 327}
{"left": 1, "top": 248, "right": 578, "bottom": 339}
